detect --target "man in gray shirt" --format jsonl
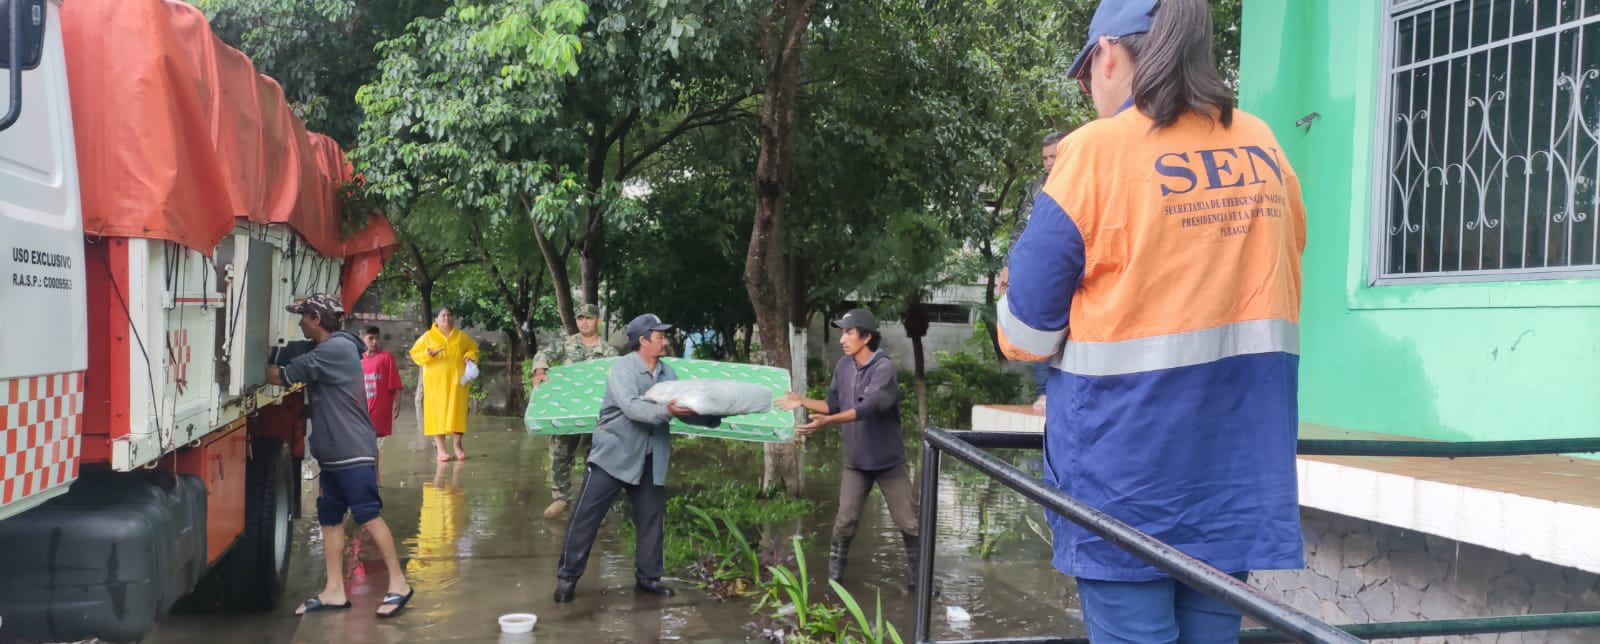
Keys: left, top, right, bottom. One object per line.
{"left": 267, "top": 294, "right": 413, "bottom": 618}
{"left": 778, "top": 308, "right": 919, "bottom": 587}
{"left": 553, "top": 313, "right": 718, "bottom": 603}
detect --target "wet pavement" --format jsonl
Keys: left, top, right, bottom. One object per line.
{"left": 145, "top": 406, "right": 1084, "bottom": 643}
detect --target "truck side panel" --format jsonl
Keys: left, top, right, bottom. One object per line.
{"left": 175, "top": 423, "right": 247, "bottom": 564}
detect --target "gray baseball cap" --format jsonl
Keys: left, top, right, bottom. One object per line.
{"left": 831, "top": 308, "right": 878, "bottom": 332}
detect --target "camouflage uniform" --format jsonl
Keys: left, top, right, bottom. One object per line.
{"left": 530, "top": 322, "right": 618, "bottom": 502}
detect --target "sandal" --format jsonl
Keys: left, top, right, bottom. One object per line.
{"left": 377, "top": 586, "right": 415, "bottom": 618}
{"left": 296, "top": 596, "right": 352, "bottom": 615}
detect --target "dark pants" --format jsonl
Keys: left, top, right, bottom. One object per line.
{"left": 557, "top": 456, "right": 666, "bottom": 582}
{"left": 833, "top": 464, "right": 919, "bottom": 541}
{"left": 316, "top": 464, "right": 382, "bottom": 526}
{"left": 548, "top": 433, "right": 592, "bottom": 502}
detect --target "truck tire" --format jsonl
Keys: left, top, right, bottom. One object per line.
{"left": 185, "top": 438, "right": 294, "bottom": 612}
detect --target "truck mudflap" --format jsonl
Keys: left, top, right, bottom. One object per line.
{"left": 0, "top": 471, "right": 206, "bottom": 644}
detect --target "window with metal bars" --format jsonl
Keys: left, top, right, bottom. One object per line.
{"left": 1376, "top": 0, "right": 1600, "bottom": 281}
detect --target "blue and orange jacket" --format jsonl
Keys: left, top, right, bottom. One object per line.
{"left": 999, "top": 105, "right": 1307, "bottom": 581}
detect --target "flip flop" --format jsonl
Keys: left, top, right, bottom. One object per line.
{"left": 296, "top": 596, "right": 352, "bottom": 615}
{"left": 377, "top": 587, "right": 415, "bottom": 618}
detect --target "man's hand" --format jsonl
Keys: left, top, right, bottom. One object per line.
{"left": 530, "top": 368, "right": 549, "bottom": 387}
{"left": 666, "top": 402, "right": 697, "bottom": 418}
{"left": 796, "top": 414, "right": 832, "bottom": 436}
{"left": 997, "top": 266, "right": 1010, "bottom": 296}
{"left": 265, "top": 365, "right": 284, "bottom": 387}
{"left": 776, "top": 392, "right": 805, "bottom": 411}
{"left": 393, "top": 399, "right": 403, "bottom": 420}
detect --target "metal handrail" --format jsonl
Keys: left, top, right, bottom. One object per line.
{"left": 938, "top": 429, "right": 1600, "bottom": 457}
{"left": 914, "top": 426, "right": 1362, "bottom": 644}
{"left": 914, "top": 427, "right": 1600, "bottom": 643}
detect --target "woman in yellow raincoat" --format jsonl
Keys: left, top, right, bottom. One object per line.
{"left": 410, "top": 307, "right": 480, "bottom": 461}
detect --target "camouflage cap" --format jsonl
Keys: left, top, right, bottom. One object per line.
{"left": 285, "top": 293, "right": 345, "bottom": 320}
{"left": 575, "top": 303, "right": 600, "bottom": 319}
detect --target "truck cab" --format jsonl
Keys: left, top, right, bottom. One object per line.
{"left": 1, "top": 0, "right": 87, "bottom": 519}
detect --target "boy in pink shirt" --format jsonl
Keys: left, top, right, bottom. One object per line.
{"left": 361, "top": 326, "right": 403, "bottom": 479}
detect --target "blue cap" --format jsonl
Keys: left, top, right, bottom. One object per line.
{"left": 1067, "top": 0, "right": 1158, "bottom": 79}
{"left": 625, "top": 313, "right": 673, "bottom": 341}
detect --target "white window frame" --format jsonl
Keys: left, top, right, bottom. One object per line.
{"left": 1370, "top": 0, "right": 1600, "bottom": 285}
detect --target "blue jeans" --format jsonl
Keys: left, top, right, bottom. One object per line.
{"left": 1077, "top": 573, "right": 1249, "bottom": 644}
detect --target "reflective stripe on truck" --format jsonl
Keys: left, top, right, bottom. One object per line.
{"left": 0, "top": 371, "right": 84, "bottom": 519}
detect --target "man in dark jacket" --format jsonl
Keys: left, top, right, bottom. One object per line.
{"left": 267, "top": 294, "right": 413, "bottom": 618}
{"left": 778, "top": 308, "right": 919, "bottom": 586}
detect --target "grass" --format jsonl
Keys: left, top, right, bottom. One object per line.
{"left": 616, "top": 476, "right": 815, "bottom": 598}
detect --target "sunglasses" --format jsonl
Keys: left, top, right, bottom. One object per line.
{"left": 1075, "top": 36, "right": 1120, "bottom": 95}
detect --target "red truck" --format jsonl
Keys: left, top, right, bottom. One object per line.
{"left": 0, "top": 1, "right": 396, "bottom": 640}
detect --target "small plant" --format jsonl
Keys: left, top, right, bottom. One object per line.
{"left": 751, "top": 536, "right": 903, "bottom": 643}
{"left": 756, "top": 536, "right": 847, "bottom": 641}
{"left": 829, "top": 580, "right": 905, "bottom": 644}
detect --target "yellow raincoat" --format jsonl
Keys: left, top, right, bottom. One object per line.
{"left": 410, "top": 326, "right": 480, "bottom": 436}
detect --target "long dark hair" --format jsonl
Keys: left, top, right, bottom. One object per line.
{"left": 1120, "top": 0, "right": 1234, "bottom": 130}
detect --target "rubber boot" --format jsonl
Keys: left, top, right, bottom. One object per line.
{"left": 902, "top": 531, "right": 922, "bottom": 590}
{"left": 828, "top": 538, "right": 851, "bottom": 582}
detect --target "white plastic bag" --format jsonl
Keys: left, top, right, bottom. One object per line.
{"left": 461, "top": 359, "right": 480, "bottom": 385}
{"left": 642, "top": 379, "right": 772, "bottom": 417}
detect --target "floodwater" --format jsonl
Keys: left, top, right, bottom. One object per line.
{"left": 143, "top": 397, "right": 1083, "bottom": 643}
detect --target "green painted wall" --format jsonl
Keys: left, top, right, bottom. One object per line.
{"left": 1239, "top": 1, "right": 1600, "bottom": 443}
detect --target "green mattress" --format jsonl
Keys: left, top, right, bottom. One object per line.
{"left": 523, "top": 357, "right": 795, "bottom": 443}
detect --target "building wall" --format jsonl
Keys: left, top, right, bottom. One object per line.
{"left": 1238, "top": 1, "right": 1600, "bottom": 444}
{"left": 1253, "top": 508, "right": 1600, "bottom": 644}
{"left": 806, "top": 317, "right": 982, "bottom": 376}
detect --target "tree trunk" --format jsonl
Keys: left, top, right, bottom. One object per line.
{"left": 407, "top": 242, "right": 436, "bottom": 324}
{"left": 983, "top": 270, "right": 1003, "bottom": 361}
{"left": 747, "top": 0, "right": 816, "bottom": 496}
{"left": 579, "top": 128, "right": 609, "bottom": 309}
{"left": 984, "top": 172, "right": 1016, "bottom": 363}
{"left": 904, "top": 302, "right": 930, "bottom": 431}
{"left": 525, "top": 199, "right": 578, "bottom": 334}
{"left": 417, "top": 280, "right": 435, "bottom": 326}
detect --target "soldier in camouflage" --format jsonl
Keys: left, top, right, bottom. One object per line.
{"left": 529, "top": 303, "right": 618, "bottom": 518}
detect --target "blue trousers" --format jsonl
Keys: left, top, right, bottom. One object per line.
{"left": 1077, "top": 573, "right": 1249, "bottom": 644}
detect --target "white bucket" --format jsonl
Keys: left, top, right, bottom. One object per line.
{"left": 499, "top": 613, "right": 537, "bottom": 634}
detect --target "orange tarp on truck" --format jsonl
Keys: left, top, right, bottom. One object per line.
{"left": 60, "top": 0, "right": 396, "bottom": 293}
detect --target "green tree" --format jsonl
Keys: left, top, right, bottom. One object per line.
{"left": 195, "top": 0, "right": 449, "bottom": 144}
{"left": 353, "top": 0, "right": 588, "bottom": 326}
{"left": 605, "top": 124, "right": 760, "bottom": 361}
{"left": 358, "top": 0, "right": 762, "bottom": 332}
